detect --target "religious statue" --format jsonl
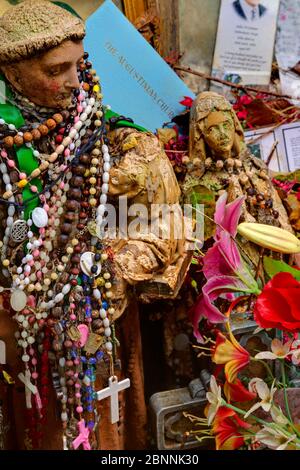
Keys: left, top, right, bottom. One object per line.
{"left": 187, "top": 91, "right": 292, "bottom": 254}
{"left": 0, "top": 0, "right": 190, "bottom": 450}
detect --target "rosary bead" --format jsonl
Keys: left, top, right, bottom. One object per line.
{"left": 216, "top": 160, "right": 224, "bottom": 169}
{"left": 66, "top": 200, "right": 80, "bottom": 211}
{"left": 64, "top": 212, "right": 77, "bottom": 222}
{"left": 100, "top": 309, "right": 107, "bottom": 319}
{"left": 68, "top": 188, "right": 82, "bottom": 200}
{"left": 46, "top": 118, "right": 57, "bottom": 130}
{"left": 14, "top": 135, "right": 24, "bottom": 146}
{"left": 73, "top": 165, "right": 86, "bottom": 176}
{"left": 59, "top": 234, "right": 69, "bottom": 246}
{"left": 56, "top": 144, "right": 65, "bottom": 155}
{"left": 38, "top": 124, "right": 49, "bottom": 136}
{"left": 17, "top": 178, "right": 28, "bottom": 188}
{"left": 266, "top": 199, "right": 273, "bottom": 209}
{"left": 100, "top": 194, "right": 107, "bottom": 204}
{"left": 31, "top": 169, "right": 41, "bottom": 178}
{"left": 23, "top": 132, "right": 33, "bottom": 142}
{"left": 3, "top": 136, "right": 14, "bottom": 147}
{"left": 55, "top": 134, "right": 63, "bottom": 144}
{"left": 39, "top": 161, "right": 50, "bottom": 171}
{"left": 102, "top": 172, "right": 109, "bottom": 183}
{"left": 31, "top": 129, "right": 41, "bottom": 140}
{"left": 102, "top": 183, "right": 109, "bottom": 194}
{"left": 70, "top": 176, "right": 84, "bottom": 187}
{"left": 48, "top": 152, "right": 58, "bottom": 163}
{"left": 53, "top": 113, "right": 64, "bottom": 124}
{"left": 91, "top": 265, "right": 98, "bottom": 274}
{"left": 71, "top": 255, "right": 80, "bottom": 264}
{"left": 79, "top": 154, "right": 90, "bottom": 164}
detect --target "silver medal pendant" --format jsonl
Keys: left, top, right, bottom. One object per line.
{"left": 10, "top": 220, "right": 28, "bottom": 243}
{"left": 80, "top": 252, "right": 101, "bottom": 277}
{"left": 32, "top": 207, "right": 48, "bottom": 228}
{"left": 10, "top": 289, "right": 27, "bottom": 312}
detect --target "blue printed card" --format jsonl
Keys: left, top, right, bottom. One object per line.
{"left": 85, "top": 0, "right": 194, "bottom": 132}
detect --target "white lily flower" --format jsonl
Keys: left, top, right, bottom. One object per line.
{"left": 255, "top": 338, "right": 293, "bottom": 361}
{"left": 256, "top": 427, "right": 296, "bottom": 450}
{"left": 244, "top": 378, "right": 277, "bottom": 418}
{"left": 206, "top": 376, "right": 223, "bottom": 425}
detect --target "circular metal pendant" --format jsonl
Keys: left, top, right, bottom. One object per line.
{"left": 80, "top": 252, "right": 101, "bottom": 277}
{"left": 10, "top": 220, "right": 28, "bottom": 243}
{"left": 10, "top": 289, "right": 27, "bottom": 312}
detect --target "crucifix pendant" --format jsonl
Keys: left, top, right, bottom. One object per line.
{"left": 96, "top": 376, "right": 130, "bottom": 424}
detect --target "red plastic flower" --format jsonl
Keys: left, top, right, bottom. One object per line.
{"left": 179, "top": 96, "right": 194, "bottom": 108}
{"left": 237, "top": 110, "right": 248, "bottom": 121}
{"left": 238, "top": 95, "right": 253, "bottom": 106}
{"left": 213, "top": 407, "right": 251, "bottom": 450}
{"left": 254, "top": 272, "right": 300, "bottom": 332}
{"left": 213, "top": 331, "right": 250, "bottom": 383}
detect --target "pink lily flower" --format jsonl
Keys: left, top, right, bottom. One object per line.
{"left": 214, "top": 192, "right": 245, "bottom": 240}
{"left": 191, "top": 193, "right": 260, "bottom": 342}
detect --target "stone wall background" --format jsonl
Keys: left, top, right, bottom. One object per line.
{"left": 178, "top": 0, "right": 221, "bottom": 93}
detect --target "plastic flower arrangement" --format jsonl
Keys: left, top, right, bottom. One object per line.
{"left": 187, "top": 192, "right": 300, "bottom": 450}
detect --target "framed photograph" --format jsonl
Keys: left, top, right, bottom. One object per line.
{"left": 212, "top": 0, "right": 280, "bottom": 86}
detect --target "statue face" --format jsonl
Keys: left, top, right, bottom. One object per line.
{"left": 4, "top": 40, "right": 84, "bottom": 109}
{"left": 203, "top": 111, "right": 235, "bottom": 156}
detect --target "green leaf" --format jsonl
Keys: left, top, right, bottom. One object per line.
{"left": 263, "top": 256, "right": 300, "bottom": 281}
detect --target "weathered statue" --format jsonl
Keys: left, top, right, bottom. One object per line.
{"left": 0, "top": 0, "right": 190, "bottom": 450}
{"left": 187, "top": 92, "right": 292, "bottom": 246}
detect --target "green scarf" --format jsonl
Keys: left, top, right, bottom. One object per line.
{"left": 0, "top": 76, "right": 42, "bottom": 220}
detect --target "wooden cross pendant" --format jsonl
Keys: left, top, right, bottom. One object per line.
{"left": 96, "top": 376, "right": 130, "bottom": 424}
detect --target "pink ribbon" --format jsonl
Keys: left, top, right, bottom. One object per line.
{"left": 72, "top": 419, "right": 91, "bottom": 451}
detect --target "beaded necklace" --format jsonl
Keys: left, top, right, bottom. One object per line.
{"left": 0, "top": 54, "right": 117, "bottom": 449}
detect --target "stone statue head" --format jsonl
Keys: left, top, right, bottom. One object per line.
{"left": 0, "top": 0, "right": 85, "bottom": 109}
{"left": 189, "top": 91, "right": 245, "bottom": 166}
